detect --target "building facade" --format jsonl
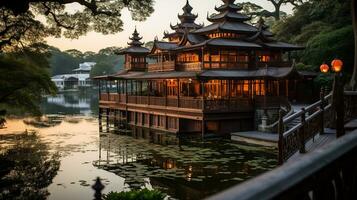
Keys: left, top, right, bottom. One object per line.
{"left": 95, "top": 0, "right": 313, "bottom": 137}
{"left": 52, "top": 62, "right": 96, "bottom": 90}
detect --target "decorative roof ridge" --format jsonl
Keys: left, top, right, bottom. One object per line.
{"left": 168, "top": 0, "right": 202, "bottom": 32}
{"left": 207, "top": 0, "right": 250, "bottom": 23}
{"left": 127, "top": 27, "right": 144, "bottom": 47}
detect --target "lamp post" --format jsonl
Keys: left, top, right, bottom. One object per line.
{"left": 320, "top": 58, "right": 345, "bottom": 137}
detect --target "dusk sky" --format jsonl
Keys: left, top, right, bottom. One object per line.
{"left": 46, "top": 0, "right": 293, "bottom": 52}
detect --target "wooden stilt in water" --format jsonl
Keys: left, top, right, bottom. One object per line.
{"left": 106, "top": 108, "right": 110, "bottom": 133}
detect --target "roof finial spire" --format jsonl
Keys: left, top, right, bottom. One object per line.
{"left": 128, "top": 27, "right": 143, "bottom": 47}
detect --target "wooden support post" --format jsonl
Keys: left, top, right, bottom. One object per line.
{"left": 177, "top": 79, "right": 180, "bottom": 107}
{"left": 320, "top": 89, "right": 325, "bottom": 135}
{"left": 201, "top": 118, "right": 205, "bottom": 141}
{"left": 278, "top": 109, "right": 284, "bottom": 165}
{"left": 106, "top": 108, "right": 110, "bottom": 133}
{"left": 201, "top": 81, "right": 205, "bottom": 110}
{"left": 300, "top": 108, "right": 306, "bottom": 154}
{"left": 147, "top": 80, "right": 150, "bottom": 105}
{"left": 333, "top": 73, "right": 345, "bottom": 138}
{"left": 98, "top": 80, "right": 102, "bottom": 101}
{"left": 125, "top": 80, "right": 129, "bottom": 131}
{"left": 99, "top": 107, "right": 103, "bottom": 132}
{"left": 165, "top": 80, "right": 168, "bottom": 107}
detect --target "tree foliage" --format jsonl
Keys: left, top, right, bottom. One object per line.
{"left": 90, "top": 62, "right": 115, "bottom": 78}
{"left": 272, "top": 0, "right": 353, "bottom": 72}
{"left": 0, "top": 44, "right": 57, "bottom": 116}
{"left": 104, "top": 189, "right": 166, "bottom": 200}
{"left": 0, "top": 0, "right": 155, "bottom": 50}
{"left": 238, "top": 0, "right": 306, "bottom": 21}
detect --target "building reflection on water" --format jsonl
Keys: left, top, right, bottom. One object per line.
{"left": 94, "top": 131, "right": 277, "bottom": 200}
{"left": 41, "top": 90, "right": 99, "bottom": 116}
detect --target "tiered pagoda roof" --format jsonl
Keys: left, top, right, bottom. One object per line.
{"left": 117, "top": 28, "right": 150, "bottom": 55}
{"left": 164, "top": 0, "right": 203, "bottom": 39}
{"left": 194, "top": 0, "right": 256, "bottom": 34}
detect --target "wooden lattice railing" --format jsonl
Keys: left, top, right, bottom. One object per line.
{"left": 278, "top": 92, "right": 333, "bottom": 164}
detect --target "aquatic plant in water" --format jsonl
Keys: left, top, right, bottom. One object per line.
{"left": 104, "top": 189, "right": 166, "bottom": 200}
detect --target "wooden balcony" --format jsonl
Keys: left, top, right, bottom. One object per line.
{"left": 124, "top": 62, "right": 147, "bottom": 71}
{"left": 148, "top": 61, "right": 175, "bottom": 72}
{"left": 176, "top": 62, "right": 202, "bottom": 71}
{"left": 100, "top": 93, "right": 253, "bottom": 112}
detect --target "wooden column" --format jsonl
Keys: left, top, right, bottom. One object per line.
{"left": 278, "top": 109, "right": 284, "bottom": 165}
{"left": 99, "top": 107, "right": 103, "bottom": 132}
{"left": 201, "top": 81, "right": 205, "bottom": 110}
{"left": 201, "top": 118, "right": 205, "bottom": 140}
{"left": 165, "top": 80, "right": 168, "bottom": 107}
{"left": 300, "top": 108, "right": 306, "bottom": 153}
{"left": 147, "top": 80, "right": 150, "bottom": 105}
{"left": 125, "top": 80, "right": 129, "bottom": 130}
{"left": 177, "top": 79, "right": 180, "bottom": 107}
{"left": 98, "top": 80, "right": 102, "bottom": 101}
{"left": 106, "top": 108, "right": 110, "bottom": 133}
{"left": 320, "top": 89, "right": 325, "bottom": 135}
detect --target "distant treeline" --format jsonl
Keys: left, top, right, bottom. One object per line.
{"left": 49, "top": 47, "right": 124, "bottom": 77}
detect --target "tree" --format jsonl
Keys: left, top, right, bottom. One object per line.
{"left": 65, "top": 49, "right": 84, "bottom": 58}
{"left": 350, "top": 0, "right": 357, "bottom": 90}
{"left": 272, "top": 0, "right": 352, "bottom": 66}
{"left": 98, "top": 46, "right": 121, "bottom": 56}
{"left": 50, "top": 48, "right": 82, "bottom": 75}
{"left": 0, "top": 44, "right": 57, "bottom": 115}
{"left": 0, "top": 0, "right": 155, "bottom": 50}
{"left": 239, "top": 0, "right": 306, "bottom": 21}
{"left": 90, "top": 62, "right": 115, "bottom": 78}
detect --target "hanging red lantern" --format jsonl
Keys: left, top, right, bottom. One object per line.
{"left": 320, "top": 63, "right": 329, "bottom": 73}
{"left": 331, "top": 58, "right": 343, "bottom": 72}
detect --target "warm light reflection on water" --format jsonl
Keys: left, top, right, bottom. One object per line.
{"left": 0, "top": 92, "right": 277, "bottom": 200}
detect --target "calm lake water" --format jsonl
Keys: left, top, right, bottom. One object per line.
{"left": 0, "top": 91, "right": 277, "bottom": 200}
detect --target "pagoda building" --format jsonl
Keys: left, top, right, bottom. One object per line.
{"left": 164, "top": 0, "right": 203, "bottom": 43}
{"left": 117, "top": 28, "right": 150, "bottom": 71}
{"left": 95, "top": 0, "right": 316, "bottom": 138}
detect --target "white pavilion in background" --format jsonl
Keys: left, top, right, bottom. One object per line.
{"left": 51, "top": 62, "right": 96, "bottom": 91}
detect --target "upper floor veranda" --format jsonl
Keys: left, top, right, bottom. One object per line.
{"left": 147, "top": 48, "right": 294, "bottom": 72}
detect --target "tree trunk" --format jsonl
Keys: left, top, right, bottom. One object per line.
{"left": 272, "top": 1, "right": 281, "bottom": 21}
{"left": 350, "top": 0, "right": 357, "bottom": 90}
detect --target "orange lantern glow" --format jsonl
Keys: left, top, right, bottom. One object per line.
{"left": 331, "top": 58, "right": 343, "bottom": 72}
{"left": 320, "top": 63, "right": 329, "bottom": 73}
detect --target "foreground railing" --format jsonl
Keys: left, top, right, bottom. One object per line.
{"left": 207, "top": 129, "right": 357, "bottom": 200}
{"left": 278, "top": 93, "right": 333, "bottom": 164}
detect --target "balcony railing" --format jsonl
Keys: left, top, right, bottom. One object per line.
{"left": 100, "top": 93, "right": 253, "bottom": 112}
{"left": 176, "top": 62, "right": 202, "bottom": 71}
{"left": 124, "top": 62, "right": 147, "bottom": 70}
{"left": 148, "top": 61, "right": 175, "bottom": 72}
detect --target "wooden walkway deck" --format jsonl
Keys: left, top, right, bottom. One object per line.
{"left": 231, "top": 128, "right": 337, "bottom": 160}
{"left": 231, "top": 131, "right": 278, "bottom": 147}
{"left": 287, "top": 130, "right": 336, "bottom": 163}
